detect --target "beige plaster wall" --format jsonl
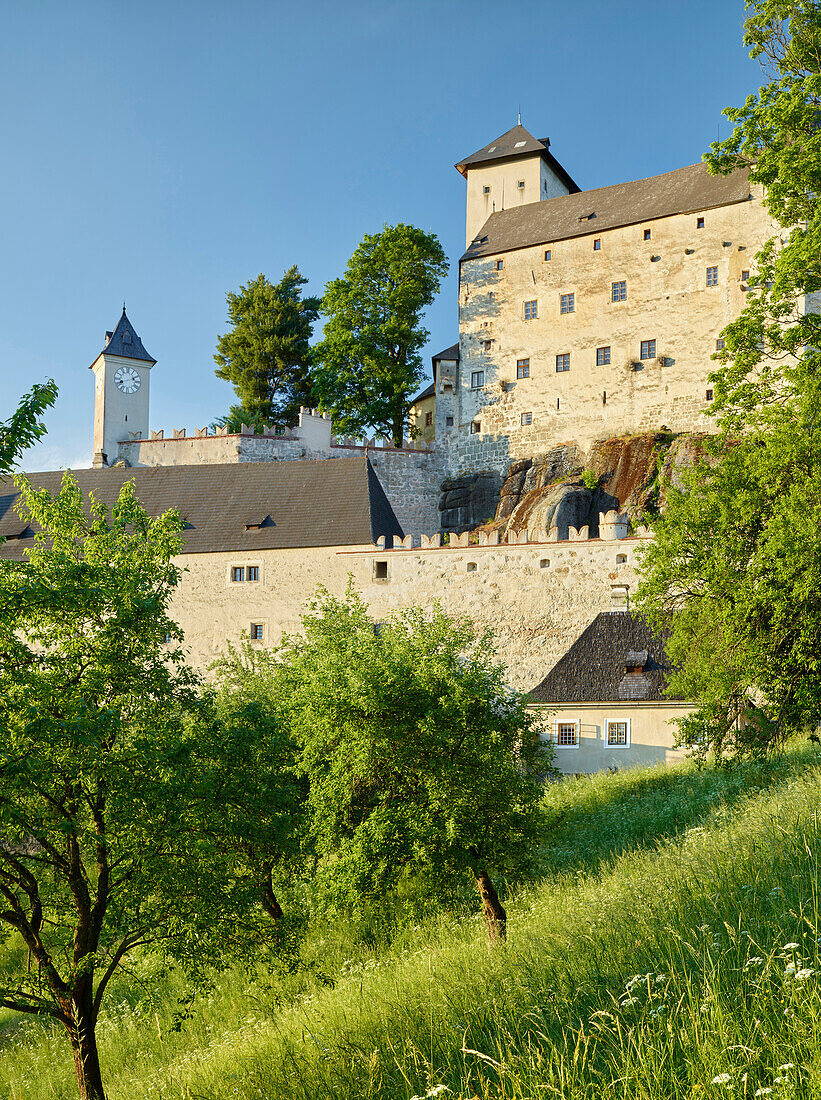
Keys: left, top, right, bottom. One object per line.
{"left": 171, "top": 534, "right": 647, "bottom": 694}
{"left": 452, "top": 190, "right": 779, "bottom": 474}
{"left": 409, "top": 393, "right": 436, "bottom": 443}
{"left": 92, "top": 354, "right": 152, "bottom": 464}
{"left": 465, "top": 154, "right": 572, "bottom": 246}
{"left": 530, "top": 702, "right": 692, "bottom": 775}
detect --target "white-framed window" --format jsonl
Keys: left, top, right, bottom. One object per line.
{"left": 606, "top": 718, "right": 631, "bottom": 747}
{"left": 524, "top": 300, "right": 538, "bottom": 320}
{"left": 555, "top": 721, "right": 579, "bottom": 747}
{"left": 471, "top": 370, "right": 484, "bottom": 388}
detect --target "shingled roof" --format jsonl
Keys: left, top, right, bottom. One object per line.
{"left": 462, "top": 162, "right": 752, "bottom": 259}
{"left": 90, "top": 308, "right": 156, "bottom": 367}
{"left": 455, "top": 124, "right": 580, "bottom": 193}
{"left": 0, "top": 456, "right": 402, "bottom": 559}
{"left": 432, "top": 342, "right": 460, "bottom": 363}
{"left": 410, "top": 381, "right": 436, "bottom": 404}
{"left": 528, "top": 612, "right": 683, "bottom": 704}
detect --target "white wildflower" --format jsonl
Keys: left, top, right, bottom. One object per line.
{"left": 782, "top": 942, "right": 800, "bottom": 950}
{"left": 426, "top": 1087, "right": 451, "bottom": 1098}
{"left": 777, "top": 1064, "right": 794, "bottom": 1072}
{"left": 794, "top": 968, "right": 815, "bottom": 980}
{"left": 620, "top": 996, "right": 640, "bottom": 1007}
{"left": 711, "top": 1073, "right": 732, "bottom": 1085}
{"left": 784, "top": 962, "right": 797, "bottom": 976}
{"left": 773, "top": 1077, "right": 789, "bottom": 1085}
{"left": 744, "top": 957, "right": 765, "bottom": 969}
{"left": 754, "top": 1090, "right": 772, "bottom": 1097}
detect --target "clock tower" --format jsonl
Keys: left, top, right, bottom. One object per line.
{"left": 90, "top": 308, "right": 156, "bottom": 467}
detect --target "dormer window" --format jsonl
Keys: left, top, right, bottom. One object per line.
{"left": 514, "top": 140, "right": 526, "bottom": 148}
{"left": 122, "top": 331, "right": 132, "bottom": 344}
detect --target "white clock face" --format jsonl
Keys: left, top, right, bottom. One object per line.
{"left": 114, "top": 366, "right": 141, "bottom": 394}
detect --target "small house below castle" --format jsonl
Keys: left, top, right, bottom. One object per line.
{"left": 528, "top": 611, "right": 693, "bottom": 774}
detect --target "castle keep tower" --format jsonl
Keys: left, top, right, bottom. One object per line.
{"left": 455, "top": 123, "right": 580, "bottom": 246}
{"left": 90, "top": 308, "right": 155, "bottom": 467}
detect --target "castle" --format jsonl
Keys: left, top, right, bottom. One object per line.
{"left": 0, "top": 123, "right": 792, "bottom": 772}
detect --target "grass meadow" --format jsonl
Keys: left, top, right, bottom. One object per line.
{"left": 2, "top": 745, "right": 821, "bottom": 1099}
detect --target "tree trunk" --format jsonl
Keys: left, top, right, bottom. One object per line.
{"left": 68, "top": 1013, "right": 106, "bottom": 1100}
{"left": 474, "top": 869, "right": 507, "bottom": 944}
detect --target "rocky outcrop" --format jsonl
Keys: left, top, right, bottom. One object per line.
{"left": 439, "top": 472, "right": 502, "bottom": 533}
{"left": 484, "top": 431, "right": 713, "bottom": 537}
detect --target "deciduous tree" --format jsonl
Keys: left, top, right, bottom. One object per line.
{"left": 636, "top": 0, "right": 821, "bottom": 756}
{"left": 0, "top": 380, "right": 58, "bottom": 474}
{"left": 312, "top": 224, "right": 448, "bottom": 446}
{"left": 273, "top": 587, "right": 551, "bottom": 942}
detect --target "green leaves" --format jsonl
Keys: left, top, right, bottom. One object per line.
{"left": 312, "top": 224, "right": 448, "bottom": 445}
{"left": 214, "top": 267, "right": 320, "bottom": 428}
{"left": 0, "top": 380, "right": 57, "bottom": 475}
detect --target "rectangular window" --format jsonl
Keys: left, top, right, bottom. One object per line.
{"left": 250, "top": 623, "right": 264, "bottom": 641}
{"left": 596, "top": 346, "right": 611, "bottom": 366}
{"left": 560, "top": 292, "right": 575, "bottom": 314}
{"left": 471, "top": 370, "right": 484, "bottom": 388}
{"left": 516, "top": 358, "right": 530, "bottom": 378}
{"left": 555, "top": 353, "right": 571, "bottom": 373}
{"left": 640, "top": 339, "right": 656, "bottom": 360}
{"left": 231, "top": 566, "right": 245, "bottom": 583}
{"left": 446, "top": 416, "right": 454, "bottom": 427}
{"left": 495, "top": 259, "right": 504, "bottom": 271}
{"left": 524, "top": 300, "right": 538, "bottom": 320}
{"left": 556, "top": 722, "right": 578, "bottom": 747}
{"left": 521, "top": 411, "right": 532, "bottom": 426}
{"left": 247, "top": 566, "right": 259, "bottom": 582}
{"left": 482, "top": 185, "right": 491, "bottom": 194}
{"left": 593, "top": 238, "right": 601, "bottom": 250}
{"left": 706, "top": 388, "right": 714, "bottom": 401}
{"left": 611, "top": 280, "right": 627, "bottom": 302}
{"left": 706, "top": 266, "right": 718, "bottom": 286}
{"left": 643, "top": 228, "right": 651, "bottom": 240}
{"left": 470, "top": 421, "right": 481, "bottom": 434}
{"left": 697, "top": 216, "right": 705, "bottom": 228}
{"left": 517, "top": 179, "right": 525, "bottom": 189}
{"left": 425, "top": 411, "right": 433, "bottom": 426}
{"left": 544, "top": 249, "right": 552, "bottom": 261}
{"left": 606, "top": 719, "right": 630, "bottom": 747}
{"left": 741, "top": 270, "right": 750, "bottom": 281}
{"left": 374, "top": 560, "right": 388, "bottom": 580}
{"left": 715, "top": 338, "right": 725, "bottom": 350}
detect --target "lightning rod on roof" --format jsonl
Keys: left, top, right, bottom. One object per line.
{"left": 518, "top": 106, "right": 521, "bottom": 125}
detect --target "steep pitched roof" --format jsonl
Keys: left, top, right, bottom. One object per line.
{"left": 432, "top": 342, "right": 460, "bottom": 363}
{"left": 0, "top": 456, "right": 403, "bottom": 558}
{"left": 462, "top": 162, "right": 752, "bottom": 259}
{"left": 455, "top": 124, "right": 580, "bottom": 192}
{"left": 91, "top": 308, "right": 156, "bottom": 366}
{"left": 410, "top": 381, "right": 436, "bottom": 404}
{"left": 527, "top": 612, "right": 683, "bottom": 704}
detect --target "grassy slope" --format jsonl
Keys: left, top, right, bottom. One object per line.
{"left": 2, "top": 747, "right": 821, "bottom": 1099}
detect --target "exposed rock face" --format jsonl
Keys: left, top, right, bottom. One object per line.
{"left": 486, "top": 432, "right": 713, "bottom": 536}
{"left": 439, "top": 472, "right": 502, "bottom": 533}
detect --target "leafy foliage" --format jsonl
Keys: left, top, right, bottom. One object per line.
{"left": 311, "top": 224, "right": 448, "bottom": 445}
{"left": 637, "top": 0, "right": 821, "bottom": 757}
{"left": 0, "top": 381, "right": 58, "bottom": 475}
{"left": 214, "top": 268, "right": 320, "bottom": 428}
{"left": 272, "top": 586, "right": 552, "bottom": 936}
{"left": 0, "top": 476, "right": 299, "bottom": 1099}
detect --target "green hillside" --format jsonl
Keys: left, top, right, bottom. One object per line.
{"left": 2, "top": 746, "right": 820, "bottom": 1099}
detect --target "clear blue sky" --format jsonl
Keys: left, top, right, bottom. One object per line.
{"left": 0, "top": 0, "right": 760, "bottom": 470}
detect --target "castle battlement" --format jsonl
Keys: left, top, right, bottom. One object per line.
{"left": 374, "top": 512, "right": 650, "bottom": 549}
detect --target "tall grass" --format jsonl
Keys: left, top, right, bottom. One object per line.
{"left": 2, "top": 747, "right": 820, "bottom": 1099}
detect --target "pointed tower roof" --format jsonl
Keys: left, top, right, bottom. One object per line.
{"left": 455, "top": 123, "right": 580, "bottom": 192}
{"left": 92, "top": 308, "right": 156, "bottom": 367}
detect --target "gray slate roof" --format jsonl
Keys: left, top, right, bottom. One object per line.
{"left": 92, "top": 308, "right": 156, "bottom": 366}
{"left": 528, "top": 612, "right": 682, "bottom": 704}
{"left": 462, "top": 162, "right": 752, "bottom": 260}
{"left": 455, "top": 125, "right": 580, "bottom": 194}
{"left": 432, "top": 342, "right": 460, "bottom": 363}
{"left": 410, "top": 381, "right": 436, "bottom": 404}
{"left": 0, "top": 456, "right": 402, "bottom": 558}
